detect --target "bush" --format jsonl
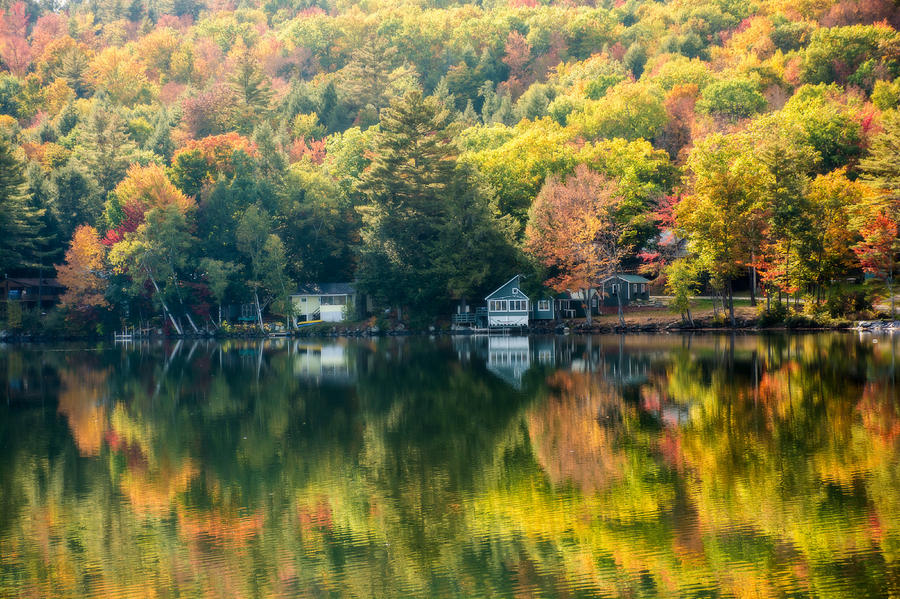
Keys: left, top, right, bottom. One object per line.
{"left": 757, "top": 301, "right": 788, "bottom": 327}
{"left": 824, "top": 287, "right": 872, "bottom": 318}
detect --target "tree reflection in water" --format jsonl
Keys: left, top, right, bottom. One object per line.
{"left": 0, "top": 334, "right": 898, "bottom": 598}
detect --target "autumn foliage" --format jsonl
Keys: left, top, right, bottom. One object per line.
{"left": 57, "top": 225, "right": 108, "bottom": 314}
{"left": 525, "top": 165, "right": 627, "bottom": 296}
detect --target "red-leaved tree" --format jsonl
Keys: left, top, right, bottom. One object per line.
{"left": 0, "top": 2, "right": 31, "bottom": 76}
{"left": 854, "top": 212, "right": 899, "bottom": 318}
{"left": 525, "top": 164, "right": 632, "bottom": 325}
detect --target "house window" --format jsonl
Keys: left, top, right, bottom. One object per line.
{"left": 512, "top": 287, "right": 519, "bottom": 295}
{"left": 538, "top": 300, "right": 550, "bottom": 311}
{"left": 321, "top": 295, "right": 348, "bottom": 306}
{"left": 610, "top": 284, "right": 618, "bottom": 295}
{"left": 509, "top": 299, "right": 527, "bottom": 311}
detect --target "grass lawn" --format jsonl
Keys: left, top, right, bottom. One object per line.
{"left": 588, "top": 297, "right": 758, "bottom": 326}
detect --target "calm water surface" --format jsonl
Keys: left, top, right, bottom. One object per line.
{"left": 1, "top": 333, "right": 899, "bottom": 598}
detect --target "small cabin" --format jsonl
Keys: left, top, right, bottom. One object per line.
{"left": 1, "top": 277, "right": 64, "bottom": 309}
{"left": 290, "top": 282, "right": 359, "bottom": 322}
{"left": 599, "top": 274, "right": 651, "bottom": 306}
{"left": 485, "top": 275, "right": 530, "bottom": 327}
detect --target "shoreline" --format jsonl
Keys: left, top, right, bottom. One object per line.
{"left": 3, "top": 318, "right": 898, "bottom": 344}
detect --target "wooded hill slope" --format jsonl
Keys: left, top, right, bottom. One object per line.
{"left": 1, "top": 0, "right": 899, "bottom": 327}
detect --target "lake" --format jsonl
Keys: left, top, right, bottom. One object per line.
{"left": 1, "top": 333, "right": 898, "bottom": 598}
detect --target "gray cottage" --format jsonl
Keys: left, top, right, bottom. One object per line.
{"left": 599, "top": 274, "right": 651, "bottom": 307}
{"left": 485, "top": 275, "right": 530, "bottom": 327}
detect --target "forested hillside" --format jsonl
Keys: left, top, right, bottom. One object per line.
{"left": 0, "top": 0, "right": 898, "bottom": 330}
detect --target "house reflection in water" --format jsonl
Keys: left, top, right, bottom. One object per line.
{"left": 292, "top": 341, "right": 354, "bottom": 383}
{"left": 453, "top": 336, "right": 560, "bottom": 389}
{"left": 486, "top": 337, "right": 531, "bottom": 389}
{"left": 454, "top": 335, "right": 654, "bottom": 390}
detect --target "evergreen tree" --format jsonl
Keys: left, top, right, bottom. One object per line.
{"left": 0, "top": 139, "right": 40, "bottom": 273}
{"left": 252, "top": 122, "right": 287, "bottom": 181}
{"left": 357, "top": 90, "right": 516, "bottom": 319}
{"left": 56, "top": 101, "right": 79, "bottom": 136}
{"left": 340, "top": 37, "right": 399, "bottom": 113}
{"left": 148, "top": 107, "right": 175, "bottom": 161}
{"left": 25, "top": 163, "right": 64, "bottom": 271}
{"left": 229, "top": 52, "right": 274, "bottom": 134}
{"left": 860, "top": 110, "right": 900, "bottom": 216}
{"left": 51, "top": 164, "right": 102, "bottom": 241}
{"left": 77, "top": 105, "right": 139, "bottom": 193}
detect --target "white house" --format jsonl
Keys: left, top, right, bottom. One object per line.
{"left": 290, "top": 282, "right": 359, "bottom": 323}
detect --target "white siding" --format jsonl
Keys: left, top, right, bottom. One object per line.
{"left": 488, "top": 313, "right": 529, "bottom": 327}
{"left": 320, "top": 305, "right": 344, "bottom": 322}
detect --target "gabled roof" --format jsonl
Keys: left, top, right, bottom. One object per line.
{"left": 485, "top": 275, "right": 529, "bottom": 301}
{"left": 293, "top": 282, "right": 356, "bottom": 296}
{"left": 600, "top": 274, "right": 650, "bottom": 284}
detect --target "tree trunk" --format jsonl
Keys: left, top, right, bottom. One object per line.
{"left": 254, "top": 288, "right": 267, "bottom": 335}
{"left": 728, "top": 279, "right": 736, "bottom": 327}
{"left": 148, "top": 273, "right": 183, "bottom": 335}
{"left": 749, "top": 253, "right": 757, "bottom": 307}
{"left": 616, "top": 286, "right": 624, "bottom": 326}
{"left": 890, "top": 268, "right": 895, "bottom": 320}
{"left": 583, "top": 288, "right": 592, "bottom": 326}
{"left": 218, "top": 303, "right": 222, "bottom": 327}
{"left": 183, "top": 309, "right": 200, "bottom": 334}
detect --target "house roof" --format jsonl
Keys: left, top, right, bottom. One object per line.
{"left": 485, "top": 275, "right": 529, "bottom": 300}
{"left": 601, "top": 274, "right": 650, "bottom": 284}
{"left": 3, "top": 277, "right": 63, "bottom": 288}
{"left": 293, "top": 282, "right": 356, "bottom": 296}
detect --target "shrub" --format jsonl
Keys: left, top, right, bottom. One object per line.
{"left": 824, "top": 286, "right": 872, "bottom": 318}
{"left": 757, "top": 301, "right": 788, "bottom": 327}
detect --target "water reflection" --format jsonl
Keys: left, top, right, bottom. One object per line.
{"left": 0, "top": 334, "right": 898, "bottom": 598}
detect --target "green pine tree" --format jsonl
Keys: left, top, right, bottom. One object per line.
{"left": 0, "top": 139, "right": 40, "bottom": 273}
{"left": 357, "top": 90, "right": 518, "bottom": 319}
{"left": 861, "top": 110, "right": 900, "bottom": 216}
{"left": 229, "top": 53, "right": 274, "bottom": 134}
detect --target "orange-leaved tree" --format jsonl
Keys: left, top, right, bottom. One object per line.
{"left": 103, "top": 163, "right": 194, "bottom": 245}
{"left": 104, "top": 165, "right": 198, "bottom": 334}
{"left": 170, "top": 132, "right": 258, "bottom": 197}
{"left": 58, "top": 225, "right": 108, "bottom": 318}
{"left": 525, "top": 164, "right": 632, "bottom": 326}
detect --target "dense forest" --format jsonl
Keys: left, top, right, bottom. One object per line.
{"left": 0, "top": 0, "right": 899, "bottom": 331}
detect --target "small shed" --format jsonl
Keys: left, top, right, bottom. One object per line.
{"left": 599, "top": 274, "right": 651, "bottom": 306}
{"left": 485, "top": 275, "right": 530, "bottom": 327}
